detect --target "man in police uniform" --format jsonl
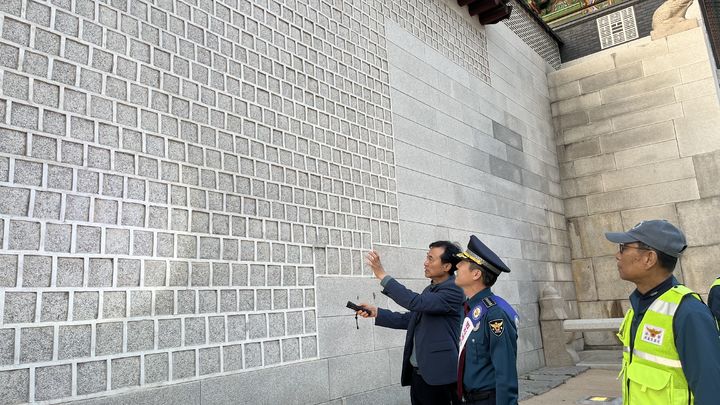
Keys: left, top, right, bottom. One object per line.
{"left": 454, "top": 235, "right": 518, "bottom": 405}
{"left": 605, "top": 220, "right": 720, "bottom": 404}
{"left": 358, "top": 241, "right": 464, "bottom": 405}
{"left": 709, "top": 277, "right": 720, "bottom": 326}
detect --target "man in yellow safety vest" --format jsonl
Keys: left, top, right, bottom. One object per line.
{"left": 605, "top": 220, "right": 720, "bottom": 404}
{"left": 709, "top": 277, "right": 720, "bottom": 327}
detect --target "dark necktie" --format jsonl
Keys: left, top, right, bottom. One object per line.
{"left": 456, "top": 302, "right": 470, "bottom": 399}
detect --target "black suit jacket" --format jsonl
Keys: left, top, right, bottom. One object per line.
{"left": 375, "top": 275, "right": 464, "bottom": 386}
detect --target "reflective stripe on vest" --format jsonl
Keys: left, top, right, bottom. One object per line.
{"left": 619, "top": 284, "right": 699, "bottom": 405}
{"left": 648, "top": 299, "right": 680, "bottom": 317}
{"left": 623, "top": 346, "right": 683, "bottom": 368}
{"left": 712, "top": 278, "right": 720, "bottom": 288}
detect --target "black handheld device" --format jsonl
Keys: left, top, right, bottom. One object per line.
{"left": 346, "top": 301, "right": 370, "bottom": 315}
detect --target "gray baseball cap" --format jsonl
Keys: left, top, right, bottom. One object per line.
{"left": 605, "top": 220, "right": 687, "bottom": 257}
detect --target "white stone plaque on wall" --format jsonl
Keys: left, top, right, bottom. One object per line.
{"left": 597, "top": 6, "right": 639, "bottom": 49}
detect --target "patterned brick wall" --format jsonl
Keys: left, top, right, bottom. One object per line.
{"left": 505, "top": 0, "right": 561, "bottom": 68}
{"left": 0, "top": 0, "right": 401, "bottom": 401}
{"left": 0, "top": 0, "right": 560, "bottom": 403}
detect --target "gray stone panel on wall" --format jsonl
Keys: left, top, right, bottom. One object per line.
{"left": 201, "top": 360, "right": 330, "bottom": 405}
{"left": 66, "top": 381, "right": 202, "bottom": 405}
{"left": 328, "top": 350, "right": 391, "bottom": 399}
{"left": 344, "top": 384, "right": 411, "bottom": 405}
{"left": 0, "top": 368, "right": 30, "bottom": 404}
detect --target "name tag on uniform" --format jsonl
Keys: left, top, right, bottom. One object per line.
{"left": 641, "top": 324, "right": 665, "bottom": 346}
{"left": 458, "top": 304, "right": 484, "bottom": 356}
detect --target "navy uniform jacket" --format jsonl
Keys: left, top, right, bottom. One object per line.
{"left": 462, "top": 288, "right": 518, "bottom": 405}
{"left": 375, "top": 275, "right": 464, "bottom": 386}
{"left": 709, "top": 278, "right": 720, "bottom": 325}
{"left": 628, "top": 276, "right": 720, "bottom": 404}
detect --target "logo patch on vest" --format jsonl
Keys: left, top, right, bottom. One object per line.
{"left": 641, "top": 324, "right": 665, "bottom": 346}
{"left": 489, "top": 319, "right": 504, "bottom": 336}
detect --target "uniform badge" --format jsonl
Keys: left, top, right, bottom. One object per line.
{"left": 472, "top": 306, "right": 482, "bottom": 320}
{"left": 641, "top": 324, "right": 665, "bottom": 346}
{"left": 489, "top": 319, "right": 504, "bottom": 336}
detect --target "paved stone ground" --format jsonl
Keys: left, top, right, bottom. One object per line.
{"left": 518, "top": 366, "right": 590, "bottom": 401}
{"left": 520, "top": 368, "right": 622, "bottom": 404}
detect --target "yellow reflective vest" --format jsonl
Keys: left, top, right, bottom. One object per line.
{"left": 711, "top": 278, "right": 720, "bottom": 326}
{"left": 711, "top": 278, "right": 720, "bottom": 293}
{"left": 617, "top": 285, "right": 700, "bottom": 405}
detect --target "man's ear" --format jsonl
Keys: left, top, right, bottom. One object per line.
{"left": 442, "top": 262, "right": 452, "bottom": 273}
{"left": 641, "top": 250, "right": 658, "bottom": 271}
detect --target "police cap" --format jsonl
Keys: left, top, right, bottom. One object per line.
{"left": 456, "top": 235, "right": 511, "bottom": 275}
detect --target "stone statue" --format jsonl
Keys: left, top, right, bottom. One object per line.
{"left": 651, "top": 0, "right": 698, "bottom": 39}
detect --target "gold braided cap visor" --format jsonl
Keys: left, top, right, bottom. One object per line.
{"left": 456, "top": 250, "right": 502, "bottom": 275}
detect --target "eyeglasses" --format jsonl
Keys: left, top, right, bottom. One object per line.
{"left": 618, "top": 243, "right": 653, "bottom": 254}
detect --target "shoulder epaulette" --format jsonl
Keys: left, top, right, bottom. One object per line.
{"left": 669, "top": 284, "right": 702, "bottom": 303}
{"left": 482, "top": 296, "right": 496, "bottom": 308}
{"left": 670, "top": 284, "right": 695, "bottom": 296}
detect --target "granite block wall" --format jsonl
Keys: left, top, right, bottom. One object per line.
{"left": 383, "top": 15, "right": 569, "bottom": 374}
{"left": 0, "top": 0, "right": 561, "bottom": 403}
{"left": 550, "top": 24, "right": 720, "bottom": 346}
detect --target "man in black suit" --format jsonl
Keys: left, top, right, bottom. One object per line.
{"left": 358, "top": 241, "right": 464, "bottom": 405}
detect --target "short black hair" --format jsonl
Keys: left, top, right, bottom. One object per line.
{"left": 466, "top": 260, "right": 498, "bottom": 287}
{"left": 429, "top": 241, "right": 461, "bottom": 275}
{"left": 638, "top": 242, "right": 678, "bottom": 272}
